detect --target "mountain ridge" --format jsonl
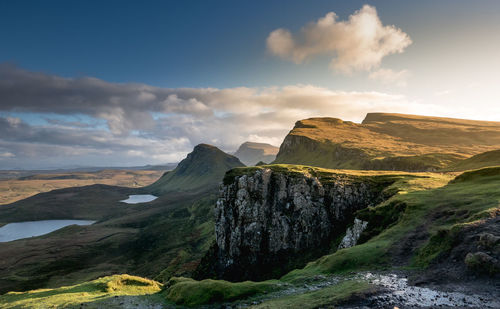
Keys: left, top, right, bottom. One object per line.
{"left": 273, "top": 113, "right": 500, "bottom": 171}
{"left": 147, "top": 143, "right": 245, "bottom": 195}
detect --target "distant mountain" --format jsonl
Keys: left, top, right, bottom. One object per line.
{"left": 274, "top": 113, "right": 500, "bottom": 171}
{"left": 147, "top": 144, "right": 244, "bottom": 195}
{"left": 445, "top": 149, "right": 500, "bottom": 171}
{"left": 0, "top": 164, "right": 177, "bottom": 180}
{"left": 234, "top": 142, "right": 279, "bottom": 166}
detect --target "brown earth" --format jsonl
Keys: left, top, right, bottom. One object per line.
{"left": 0, "top": 169, "right": 163, "bottom": 205}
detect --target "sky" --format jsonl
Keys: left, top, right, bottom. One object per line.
{"left": 1, "top": 0, "right": 500, "bottom": 169}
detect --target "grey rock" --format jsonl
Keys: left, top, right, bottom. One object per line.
{"left": 213, "top": 168, "right": 388, "bottom": 281}
{"left": 338, "top": 218, "right": 368, "bottom": 249}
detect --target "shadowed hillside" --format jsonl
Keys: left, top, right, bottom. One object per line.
{"left": 273, "top": 113, "right": 500, "bottom": 171}
{"left": 147, "top": 144, "right": 245, "bottom": 195}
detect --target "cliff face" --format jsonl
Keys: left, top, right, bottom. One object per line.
{"left": 202, "top": 166, "right": 396, "bottom": 281}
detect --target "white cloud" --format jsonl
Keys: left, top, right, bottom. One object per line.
{"left": 267, "top": 5, "right": 412, "bottom": 73}
{"left": 369, "top": 68, "right": 411, "bottom": 87}
{"left": 434, "top": 90, "right": 452, "bottom": 96}
{"left": 6, "top": 117, "right": 21, "bottom": 127}
{"left": 0, "top": 152, "right": 15, "bottom": 158}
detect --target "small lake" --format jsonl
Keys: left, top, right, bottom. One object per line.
{"left": 120, "top": 194, "right": 158, "bottom": 204}
{"left": 0, "top": 220, "right": 95, "bottom": 242}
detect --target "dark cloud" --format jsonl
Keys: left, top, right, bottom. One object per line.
{"left": 0, "top": 64, "right": 428, "bottom": 168}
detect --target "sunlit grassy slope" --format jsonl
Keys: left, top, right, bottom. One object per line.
{"left": 274, "top": 113, "right": 500, "bottom": 171}
{"left": 445, "top": 149, "right": 500, "bottom": 171}
{"left": 0, "top": 275, "right": 163, "bottom": 309}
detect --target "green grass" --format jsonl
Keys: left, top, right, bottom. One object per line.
{"left": 0, "top": 275, "right": 163, "bottom": 309}
{"left": 252, "top": 280, "right": 375, "bottom": 309}
{"left": 281, "top": 166, "right": 500, "bottom": 278}
{"left": 0, "top": 188, "right": 217, "bottom": 295}
{"left": 147, "top": 144, "right": 244, "bottom": 195}
{"left": 164, "top": 277, "right": 281, "bottom": 306}
{"left": 223, "top": 163, "right": 451, "bottom": 187}
{"left": 4, "top": 165, "right": 499, "bottom": 308}
{"left": 161, "top": 165, "right": 455, "bottom": 304}
{"left": 367, "top": 153, "right": 464, "bottom": 171}
{"left": 445, "top": 149, "right": 500, "bottom": 171}
{"left": 273, "top": 114, "right": 500, "bottom": 171}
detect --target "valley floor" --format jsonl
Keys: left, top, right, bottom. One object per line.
{"left": 0, "top": 169, "right": 163, "bottom": 205}
{"left": 1, "top": 165, "right": 499, "bottom": 308}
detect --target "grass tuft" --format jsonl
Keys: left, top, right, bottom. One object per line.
{"left": 164, "top": 277, "right": 281, "bottom": 306}
{"left": 252, "top": 280, "right": 375, "bottom": 309}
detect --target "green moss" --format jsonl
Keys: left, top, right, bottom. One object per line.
{"left": 223, "top": 164, "right": 439, "bottom": 189}
{"left": 356, "top": 200, "right": 408, "bottom": 243}
{"left": 252, "top": 280, "right": 375, "bottom": 309}
{"left": 450, "top": 166, "right": 500, "bottom": 183}
{"left": 366, "top": 153, "right": 464, "bottom": 171}
{"left": 413, "top": 229, "right": 458, "bottom": 267}
{"left": 464, "top": 252, "right": 500, "bottom": 275}
{"left": 164, "top": 277, "right": 280, "bottom": 306}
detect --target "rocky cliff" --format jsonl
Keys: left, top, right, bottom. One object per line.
{"left": 196, "top": 165, "right": 400, "bottom": 281}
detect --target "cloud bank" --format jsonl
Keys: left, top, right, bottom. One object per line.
{"left": 0, "top": 65, "right": 436, "bottom": 168}
{"left": 267, "top": 5, "right": 412, "bottom": 73}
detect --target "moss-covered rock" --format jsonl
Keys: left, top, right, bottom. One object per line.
{"left": 465, "top": 252, "right": 500, "bottom": 274}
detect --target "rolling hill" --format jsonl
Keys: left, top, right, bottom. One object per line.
{"left": 273, "top": 113, "right": 500, "bottom": 171}
{"left": 445, "top": 149, "right": 500, "bottom": 171}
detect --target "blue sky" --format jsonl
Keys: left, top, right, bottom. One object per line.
{"left": 2, "top": 0, "right": 498, "bottom": 88}
{"left": 1, "top": 1, "right": 499, "bottom": 168}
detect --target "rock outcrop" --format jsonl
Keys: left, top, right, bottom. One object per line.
{"left": 198, "top": 166, "right": 398, "bottom": 281}
{"left": 338, "top": 218, "right": 368, "bottom": 249}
